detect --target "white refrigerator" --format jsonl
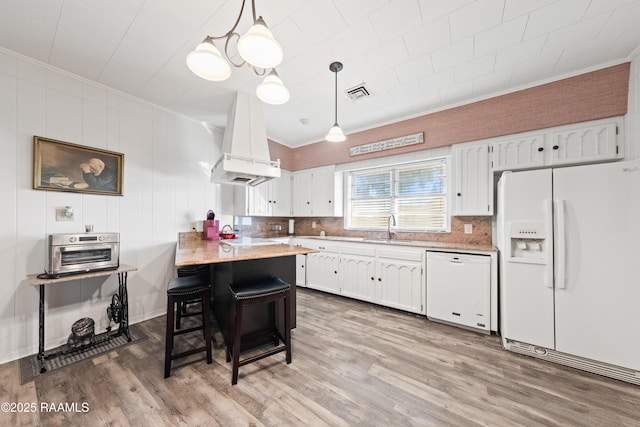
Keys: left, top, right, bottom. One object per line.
{"left": 497, "top": 159, "right": 640, "bottom": 384}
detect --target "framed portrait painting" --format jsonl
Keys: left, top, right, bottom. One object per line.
{"left": 33, "top": 136, "right": 124, "bottom": 196}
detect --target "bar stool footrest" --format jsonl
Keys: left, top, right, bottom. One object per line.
{"left": 171, "top": 346, "right": 211, "bottom": 361}
{"left": 238, "top": 345, "right": 288, "bottom": 367}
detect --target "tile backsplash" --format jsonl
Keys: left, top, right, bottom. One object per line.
{"left": 235, "top": 216, "right": 492, "bottom": 246}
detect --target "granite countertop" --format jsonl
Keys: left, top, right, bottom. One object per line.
{"left": 175, "top": 239, "right": 316, "bottom": 267}
{"left": 292, "top": 235, "right": 497, "bottom": 253}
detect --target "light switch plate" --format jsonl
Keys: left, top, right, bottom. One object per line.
{"left": 464, "top": 223, "right": 473, "bottom": 234}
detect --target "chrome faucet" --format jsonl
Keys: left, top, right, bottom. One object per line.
{"left": 387, "top": 214, "right": 396, "bottom": 240}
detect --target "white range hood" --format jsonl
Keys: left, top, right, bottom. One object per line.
{"left": 211, "top": 92, "right": 281, "bottom": 186}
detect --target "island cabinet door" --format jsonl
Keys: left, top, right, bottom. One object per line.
{"left": 306, "top": 251, "right": 340, "bottom": 294}
{"left": 376, "top": 250, "right": 424, "bottom": 314}
{"left": 296, "top": 254, "right": 307, "bottom": 288}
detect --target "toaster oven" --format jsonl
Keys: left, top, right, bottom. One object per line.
{"left": 46, "top": 232, "right": 120, "bottom": 277}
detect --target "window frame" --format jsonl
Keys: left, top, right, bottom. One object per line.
{"left": 344, "top": 157, "right": 451, "bottom": 233}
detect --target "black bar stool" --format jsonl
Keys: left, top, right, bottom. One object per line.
{"left": 226, "top": 277, "right": 292, "bottom": 385}
{"left": 164, "top": 274, "right": 212, "bottom": 378}
{"left": 176, "top": 265, "right": 209, "bottom": 329}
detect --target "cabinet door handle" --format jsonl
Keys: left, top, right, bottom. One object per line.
{"left": 456, "top": 192, "right": 461, "bottom": 197}
{"left": 553, "top": 145, "right": 559, "bottom": 150}
{"left": 301, "top": 265, "right": 304, "bottom": 268}
{"left": 370, "top": 277, "right": 374, "bottom": 281}
{"left": 452, "top": 312, "right": 461, "bottom": 317}
{"left": 328, "top": 200, "right": 332, "bottom": 203}
{"left": 273, "top": 200, "right": 276, "bottom": 204}
{"left": 378, "top": 278, "right": 382, "bottom": 282}
{"left": 537, "top": 147, "right": 544, "bottom": 152}
{"left": 334, "top": 270, "right": 338, "bottom": 274}
{"left": 306, "top": 201, "right": 310, "bottom": 204}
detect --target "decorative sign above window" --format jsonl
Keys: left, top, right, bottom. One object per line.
{"left": 349, "top": 132, "right": 424, "bottom": 156}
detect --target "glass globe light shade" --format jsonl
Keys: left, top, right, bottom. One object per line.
{"left": 237, "top": 17, "right": 283, "bottom": 69}
{"left": 186, "top": 38, "right": 232, "bottom": 81}
{"left": 325, "top": 124, "right": 346, "bottom": 142}
{"left": 256, "top": 70, "right": 290, "bottom": 105}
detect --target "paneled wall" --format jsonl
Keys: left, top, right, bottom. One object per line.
{"left": 0, "top": 49, "right": 222, "bottom": 364}
{"left": 627, "top": 51, "right": 640, "bottom": 160}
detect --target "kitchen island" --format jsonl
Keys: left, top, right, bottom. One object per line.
{"left": 175, "top": 236, "right": 314, "bottom": 350}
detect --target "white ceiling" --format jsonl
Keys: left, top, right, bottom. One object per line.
{"left": 1, "top": 0, "right": 640, "bottom": 148}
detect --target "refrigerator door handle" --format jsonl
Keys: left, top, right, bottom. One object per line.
{"left": 555, "top": 199, "right": 567, "bottom": 289}
{"left": 545, "top": 200, "right": 554, "bottom": 288}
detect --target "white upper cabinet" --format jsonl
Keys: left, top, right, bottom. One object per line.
{"left": 452, "top": 117, "right": 624, "bottom": 216}
{"left": 492, "top": 133, "right": 546, "bottom": 171}
{"left": 492, "top": 117, "right": 623, "bottom": 171}
{"left": 292, "top": 165, "right": 343, "bottom": 217}
{"left": 292, "top": 170, "right": 313, "bottom": 216}
{"left": 548, "top": 119, "right": 622, "bottom": 166}
{"left": 452, "top": 142, "right": 493, "bottom": 216}
{"left": 271, "top": 170, "right": 292, "bottom": 216}
{"left": 235, "top": 170, "right": 292, "bottom": 216}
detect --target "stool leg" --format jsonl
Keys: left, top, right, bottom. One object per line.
{"left": 164, "top": 295, "right": 175, "bottom": 378}
{"left": 273, "top": 300, "right": 280, "bottom": 346}
{"left": 226, "top": 301, "right": 234, "bottom": 363}
{"left": 231, "top": 301, "right": 243, "bottom": 385}
{"left": 176, "top": 301, "right": 183, "bottom": 329}
{"left": 284, "top": 291, "right": 292, "bottom": 364}
{"left": 202, "top": 290, "right": 212, "bottom": 364}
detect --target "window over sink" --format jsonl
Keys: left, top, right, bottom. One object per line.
{"left": 345, "top": 158, "right": 449, "bottom": 232}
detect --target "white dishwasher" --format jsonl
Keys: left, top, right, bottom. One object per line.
{"left": 426, "top": 251, "right": 491, "bottom": 332}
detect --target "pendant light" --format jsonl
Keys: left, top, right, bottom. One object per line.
{"left": 186, "top": 0, "right": 288, "bottom": 105}
{"left": 325, "top": 61, "right": 346, "bottom": 142}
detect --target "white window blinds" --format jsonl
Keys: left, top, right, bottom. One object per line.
{"left": 347, "top": 159, "right": 448, "bottom": 231}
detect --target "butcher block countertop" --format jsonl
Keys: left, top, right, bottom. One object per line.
{"left": 175, "top": 237, "right": 316, "bottom": 267}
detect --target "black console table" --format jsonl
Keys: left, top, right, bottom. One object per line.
{"left": 27, "top": 264, "right": 137, "bottom": 373}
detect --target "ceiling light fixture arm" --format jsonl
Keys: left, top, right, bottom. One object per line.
{"left": 187, "top": 0, "right": 287, "bottom": 104}
{"left": 203, "top": 0, "right": 270, "bottom": 75}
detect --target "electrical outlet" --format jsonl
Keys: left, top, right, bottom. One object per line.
{"left": 311, "top": 221, "right": 317, "bottom": 229}
{"left": 464, "top": 223, "right": 473, "bottom": 234}
{"left": 56, "top": 206, "right": 74, "bottom": 221}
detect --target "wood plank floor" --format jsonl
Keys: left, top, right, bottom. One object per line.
{"left": 2, "top": 288, "right": 640, "bottom": 426}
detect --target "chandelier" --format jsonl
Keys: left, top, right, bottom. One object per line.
{"left": 186, "top": 0, "right": 290, "bottom": 105}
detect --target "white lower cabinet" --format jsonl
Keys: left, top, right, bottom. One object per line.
{"left": 339, "top": 247, "right": 377, "bottom": 303}
{"left": 296, "top": 254, "right": 306, "bottom": 288}
{"left": 292, "top": 237, "right": 497, "bottom": 331}
{"left": 376, "top": 250, "right": 424, "bottom": 314}
{"left": 293, "top": 238, "right": 425, "bottom": 315}
{"left": 306, "top": 251, "right": 340, "bottom": 294}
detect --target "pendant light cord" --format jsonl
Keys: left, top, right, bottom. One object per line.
{"left": 329, "top": 61, "right": 343, "bottom": 125}
{"left": 334, "top": 68, "right": 338, "bottom": 124}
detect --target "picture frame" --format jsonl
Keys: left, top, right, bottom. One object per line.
{"left": 33, "top": 136, "right": 124, "bottom": 196}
